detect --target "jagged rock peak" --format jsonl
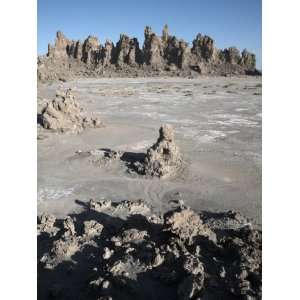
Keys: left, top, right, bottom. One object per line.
{"left": 83, "top": 35, "right": 100, "bottom": 48}
{"left": 39, "top": 26, "right": 259, "bottom": 81}
{"left": 240, "top": 49, "right": 256, "bottom": 68}
{"left": 222, "top": 47, "right": 241, "bottom": 64}
{"left": 162, "top": 24, "right": 169, "bottom": 43}
{"left": 56, "top": 31, "right": 66, "bottom": 40}
{"left": 115, "top": 34, "right": 142, "bottom": 66}
{"left": 47, "top": 30, "right": 74, "bottom": 58}
{"left": 192, "top": 34, "right": 216, "bottom": 62}
{"left": 144, "top": 25, "right": 154, "bottom": 38}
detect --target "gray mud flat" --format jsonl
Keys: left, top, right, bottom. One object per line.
{"left": 38, "top": 76, "right": 261, "bottom": 225}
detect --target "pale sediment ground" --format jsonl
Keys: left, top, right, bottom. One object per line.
{"left": 38, "top": 76, "right": 261, "bottom": 225}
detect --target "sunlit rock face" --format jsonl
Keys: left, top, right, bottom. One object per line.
{"left": 143, "top": 124, "right": 183, "bottom": 178}
{"left": 40, "top": 89, "right": 103, "bottom": 134}
{"left": 39, "top": 25, "right": 258, "bottom": 81}
{"left": 115, "top": 34, "right": 142, "bottom": 67}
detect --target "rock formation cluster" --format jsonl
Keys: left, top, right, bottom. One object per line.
{"left": 38, "top": 25, "right": 259, "bottom": 81}
{"left": 38, "top": 199, "right": 262, "bottom": 300}
{"left": 39, "top": 89, "right": 103, "bottom": 133}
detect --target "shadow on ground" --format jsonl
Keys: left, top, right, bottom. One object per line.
{"left": 38, "top": 199, "right": 261, "bottom": 300}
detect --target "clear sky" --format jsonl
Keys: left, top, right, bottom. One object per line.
{"left": 38, "top": 0, "right": 261, "bottom": 69}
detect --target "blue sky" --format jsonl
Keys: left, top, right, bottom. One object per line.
{"left": 38, "top": 0, "right": 261, "bottom": 69}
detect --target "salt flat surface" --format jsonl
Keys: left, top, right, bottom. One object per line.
{"left": 38, "top": 76, "right": 261, "bottom": 224}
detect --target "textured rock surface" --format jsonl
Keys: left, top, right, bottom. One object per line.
{"left": 38, "top": 199, "right": 261, "bottom": 300}
{"left": 115, "top": 34, "right": 142, "bottom": 67}
{"left": 241, "top": 49, "right": 256, "bottom": 69}
{"left": 37, "top": 213, "right": 57, "bottom": 235}
{"left": 223, "top": 47, "right": 241, "bottom": 64}
{"left": 102, "top": 40, "right": 114, "bottom": 66}
{"left": 191, "top": 34, "right": 216, "bottom": 62}
{"left": 82, "top": 36, "right": 101, "bottom": 65}
{"left": 47, "top": 31, "right": 74, "bottom": 59}
{"left": 163, "top": 207, "right": 214, "bottom": 244}
{"left": 143, "top": 124, "right": 182, "bottom": 178}
{"left": 79, "top": 124, "right": 182, "bottom": 178}
{"left": 39, "top": 89, "right": 103, "bottom": 133}
{"left": 143, "top": 26, "right": 164, "bottom": 67}
{"left": 38, "top": 25, "right": 259, "bottom": 81}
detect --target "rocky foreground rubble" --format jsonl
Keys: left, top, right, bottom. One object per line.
{"left": 39, "top": 89, "right": 103, "bottom": 133}
{"left": 38, "top": 199, "right": 261, "bottom": 300}
{"left": 38, "top": 25, "right": 260, "bottom": 82}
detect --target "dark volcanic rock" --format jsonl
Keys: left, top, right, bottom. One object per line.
{"left": 38, "top": 25, "right": 259, "bottom": 81}
{"left": 164, "top": 35, "right": 180, "bottom": 65}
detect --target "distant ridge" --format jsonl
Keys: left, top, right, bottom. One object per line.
{"left": 38, "top": 25, "right": 260, "bottom": 81}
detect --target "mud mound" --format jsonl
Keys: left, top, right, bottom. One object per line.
{"left": 142, "top": 124, "right": 182, "bottom": 178}
{"left": 38, "top": 199, "right": 261, "bottom": 300}
{"left": 76, "top": 124, "right": 182, "bottom": 178}
{"left": 39, "top": 89, "right": 103, "bottom": 133}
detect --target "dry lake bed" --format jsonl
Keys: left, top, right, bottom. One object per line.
{"left": 37, "top": 76, "right": 261, "bottom": 225}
